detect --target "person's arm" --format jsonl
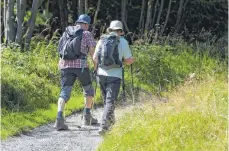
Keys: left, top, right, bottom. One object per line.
{"left": 93, "top": 40, "right": 101, "bottom": 71}
{"left": 122, "top": 38, "right": 135, "bottom": 65}
{"left": 85, "top": 31, "right": 97, "bottom": 69}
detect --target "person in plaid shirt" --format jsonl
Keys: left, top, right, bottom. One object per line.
{"left": 54, "top": 14, "right": 98, "bottom": 130}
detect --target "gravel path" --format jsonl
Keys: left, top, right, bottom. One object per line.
{"left": 1, "top": 100, "right": 141, "bottom": 151}
{"left": 1, "top": 108, "right": 104, "bottom": 151}
{"left": 1, "top": 91, "right": 161, "bottom": 151}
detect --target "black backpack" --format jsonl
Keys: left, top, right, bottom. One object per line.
{"left": 58, "top": 26, "right": 85, "bottom": 60}
{"left": 98, "top": 34, "right": 122, "bottom": 70}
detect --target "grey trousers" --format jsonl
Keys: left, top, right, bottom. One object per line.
{"left": 98, "top": 75, "right": 121, "bottom": 129}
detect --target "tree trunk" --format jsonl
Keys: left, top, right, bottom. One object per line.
{"left": 155, "top": 0, "right": 164, "bottom": 26}
{"left": 155, "top": 0, "right": 164, "bottom": 39}
{"left": 121, "top": 0, "right": 129, "bottom": 32}
{"left": 43, "top": 0, "right": 49, "bottom": 16}
{"left": 15, "top": 0, "right": 26, "bottom": 44}
{"left": 58, "top": 0, "right": 68, "bottom": 32}
{"left": 92, "top": 0, "right": 102, "bottom": 34}
{"left": 78, "top": 0, "right": 84, "bottom": 15}
{"left": 3, "top": 0, "right": 7, "bottom": 42}
{"left": 145, "top": 0, "right": 154, "bottom": 32}
{"left": 85, "top": 0, "right": 88, "bottom": 14}
{"left": 179, "top": 0, "right": 189, "bottom": 29}
{"left": 151, "top": 0, "right": 159, "bottom": 29}
{"left": 138, "top": 0, "right": 146, "bottom": 34}
{"left": 71, "top": 0, "right": 77, "bottom": 22}
{"left": 5, "top": 0, "right": 16, "bottom": 43}
{"left": 175, "top": 0, "right": 184, "bottom": 33}
{"left": 183, "top": 0, "right": 189, "bottom": 11}
{"left": 161, "top": 0, "right": 172, "bottom": 35}
{"left": 115, "top": 7, "right": 118, "bottom": 19}
{"left": 24, "top": 0, "right": 43, "bottom": 49}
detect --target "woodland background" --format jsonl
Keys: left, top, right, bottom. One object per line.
{"left": 1, "top": 0, "right": 228, "bottom": 49}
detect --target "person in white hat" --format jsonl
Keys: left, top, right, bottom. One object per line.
{"left": 93, "top": 20, "right": 135, "bottom": 134}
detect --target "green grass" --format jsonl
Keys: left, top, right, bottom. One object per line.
{"left": 97, "top": 43, "right": 227, "bottom": 150}
{"left": 1, "top": 40, "right": 227, "bottom": 142}
{"left": 124, "top": 44, "right": 225, "bottom": 96}
{"left": 1, "top": 40, "right": 101, "bottom": 139}
{"left": 1, "top": 92, "right": 101, "bottom": 139}
{"left": 97, "top": 74, "right": 228, "bottom": 151}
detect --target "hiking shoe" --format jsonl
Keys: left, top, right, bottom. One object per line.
{"left": 53, "top": 118, "right": 68, "bottom": 130}
{"left": 83, "top": 112, "right": 98, "bottom": 125}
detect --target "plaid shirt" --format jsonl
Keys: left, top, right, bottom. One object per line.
{"left": 58, "top": 28, "right": 96, "bottom": 69}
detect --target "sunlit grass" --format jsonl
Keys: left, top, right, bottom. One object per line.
{"left": 1, "top": 41, "right": 101, "bottom": 139}
{"left": 97, "top": 75, "right": 228, "bottom": 151}
{"left": 1, "top": 91, "right": 101, "bottom": 140}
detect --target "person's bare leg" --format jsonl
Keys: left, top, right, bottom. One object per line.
{"left": 53, "top": 98, "right": 68, "bottom": 130}
{"left": 85, "top": 96, "right": 93, "bottom": 108}
{"left": 58, "top": 98, "right": 66, "bottom": 117}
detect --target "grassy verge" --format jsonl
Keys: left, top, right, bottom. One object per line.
{"left": 1, "top": 41, "right": 101, "bottom": 139}
{"left": 97, "top": 73, "right": 227, "bottom": 150}
{"left": 97, "top": 43, "right": 227, "bottom": 150}
{"left": 1, "top": 93, "right": 101, "bottom": 139}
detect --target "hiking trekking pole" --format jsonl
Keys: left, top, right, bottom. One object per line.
{"left": 122, "top": 66, "right": 126, "bottom": 103}
{"left": 130, "top": 64, "right": 135, "bottom": 104}
{"left": 124, "top": 33, "right": 135, "bottom": 104}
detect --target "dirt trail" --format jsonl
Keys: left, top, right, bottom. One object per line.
{"left": 1, "top": 103, "right": 136, "bottom": 151}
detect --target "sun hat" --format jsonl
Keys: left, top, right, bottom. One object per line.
{"left": 107, "top": 20, "right": 123, "bottom": 32}
{"left": 75, "top": 14, "right": 91, "bottom": 24}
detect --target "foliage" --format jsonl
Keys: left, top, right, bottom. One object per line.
{"left": 1, "top": 40, "right": 59, "bottom": 112}
{"left": 124, "top": 43, "right": 226, "bottom": 98}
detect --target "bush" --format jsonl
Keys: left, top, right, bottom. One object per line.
{"left": 124, "top": 44, "right": 223, "bottom": 97}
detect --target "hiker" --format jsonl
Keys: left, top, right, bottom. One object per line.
{"left": 54, "top": 14, "right": 98, "bottom": 130}
{"left": 93, "top": 20, "right": 135, "bottom": 134}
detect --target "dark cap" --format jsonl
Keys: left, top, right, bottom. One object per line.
{"left": 75, "top": 14, "right": 91, "bottom": 24}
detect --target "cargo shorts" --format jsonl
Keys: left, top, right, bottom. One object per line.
{"left": 59, "top": 68, "right": 94, "bottom": 101}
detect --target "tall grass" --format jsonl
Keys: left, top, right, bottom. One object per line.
{"left": 124, "top": 43, "right": 225, "bottom": 98}
{"left": 97, "top": 74, "right": 227, "bottom": 151}
{"left": 1, "top": 40, "right": 101, "bottom": 139}
{"left": 97, "top": 41, "right": 227, "bottom": 150}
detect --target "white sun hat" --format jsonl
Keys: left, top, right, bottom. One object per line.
{"left": 107, "top": 20, "right": 123, "bottom": 32}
